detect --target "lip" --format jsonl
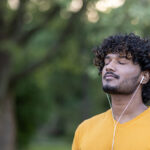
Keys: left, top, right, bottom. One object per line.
{"left": 105, "top": 75, "right": 115, "bottom": 79}
{"left": 105, "top": 75, "right": 116, "bottom": 79}
{"left": 104, "top": 72, "right": 119, "bottom": 80}
{"left": 104, "top": 73, "right": 118, "bottom": 80}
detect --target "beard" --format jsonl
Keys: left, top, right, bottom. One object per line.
{"left": 102, "top": 74, "right": 140, "bottom": 95}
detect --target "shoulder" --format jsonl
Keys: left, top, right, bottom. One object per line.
{"left": 72, "top": 109, "right": 111, "bottom": 147}
{"left": 76, "top": 109, "right": 111, "bottom": 133}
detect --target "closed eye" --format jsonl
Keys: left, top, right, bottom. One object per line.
{"left": 104, "top": 58, "right": 110, "bottom": 65}
{"left": 118, "top": 61, "right": 126, "bottom": 65}
{"left": 118, "top": 57, "right": 129, "bottom": 65}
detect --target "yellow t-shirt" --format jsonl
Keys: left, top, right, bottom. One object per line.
{"left": 72, "top": 107, "right": 150, "bottom": 150}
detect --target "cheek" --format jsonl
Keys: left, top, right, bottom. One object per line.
{"left": 102, "top": 67, "right": 107, "bottom": 76}
{"left": 119, "top": 67, "right": 140, "bottom": 80}
{"left": 102, "top": 71, "right": 105, "bottom": 78}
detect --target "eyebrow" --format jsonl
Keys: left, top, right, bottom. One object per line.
{"left": 118, "top": 56, "right": 127, "bottom": 58}
{"left": 105, "top": 56, "right": 110, "bottom": 59}
{"left": 105, "top": 55, "right": 127, "bottom": 59}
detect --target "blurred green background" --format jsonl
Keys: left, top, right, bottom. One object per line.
{"left": 0, "top": 0, "right": 150, "bottom": 150}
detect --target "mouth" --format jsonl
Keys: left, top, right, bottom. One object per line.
{"left": 104, "top": 73, "right": 119, "bottom": 80}
{"left": 105, "top": 75, "right": 116, "bottom": 80}
{"left": 105, "top": 75, "right": 116, "bottom": 79}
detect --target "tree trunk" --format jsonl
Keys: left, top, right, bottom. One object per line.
{"left": 0, "top": 51, "right": 16, "bottom": 150}
{"left": 0, "top": 93, "right": 16, "bottom": 150}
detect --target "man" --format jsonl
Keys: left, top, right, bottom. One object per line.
{"left": 72, "top": 33, "right": 150, "bottom": 150}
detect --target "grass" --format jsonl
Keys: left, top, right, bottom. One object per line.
{"left": 27, "top": 138, "right": 71, "bottom": 150}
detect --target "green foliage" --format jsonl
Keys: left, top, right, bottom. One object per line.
{"left": 27, "top": 139, "right": 71, "bottom": 150}
{"left": 15, "top": 75, "right": 51, "bottom": 148}
{"left": 1, "top": 0, "right": 150, "bottom": 149}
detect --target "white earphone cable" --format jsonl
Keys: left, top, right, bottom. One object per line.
{"left": 106, "top": 76, "right": 144, "bottom": 150}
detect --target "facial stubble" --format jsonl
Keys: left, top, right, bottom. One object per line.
{"left": 103, "top": 74, "right": 140, "bottom": 95}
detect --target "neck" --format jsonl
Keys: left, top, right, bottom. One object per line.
{"left": 110, "top": 87, "right": 147, "bottom": 123}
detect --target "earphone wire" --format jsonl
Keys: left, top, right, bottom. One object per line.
{"left": 106, "top": 77, "right": 143, "bottom": 150}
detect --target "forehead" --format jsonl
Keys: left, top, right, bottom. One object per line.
{"left": 105, "top": 52, "right": 131, "bottom": 59}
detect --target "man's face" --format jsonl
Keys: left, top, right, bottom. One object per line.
{"left": 102, "top": 53, "right": 141, "bottom": 95}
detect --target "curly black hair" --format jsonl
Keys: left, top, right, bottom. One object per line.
{"left": 93, "top": 33, "right": 150, "bottom": 104}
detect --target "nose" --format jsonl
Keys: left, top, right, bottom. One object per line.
{"left": 105, "top": 60, "right": 116, "bottom": 72}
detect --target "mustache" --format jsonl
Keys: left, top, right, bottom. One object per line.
{"left": 104, "top": 72, "right": 120, "bottom": 79}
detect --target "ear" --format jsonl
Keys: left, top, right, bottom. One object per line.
{"left": 141, "top": 71, "right": 150, "bottom": 84}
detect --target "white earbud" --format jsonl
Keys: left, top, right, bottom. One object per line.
{"left": 140, "top": 76, "right": 144, "bottom": 84}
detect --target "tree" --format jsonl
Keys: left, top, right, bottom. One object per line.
{"left": 1, "top": 0, "right": 150, "bottom": 149}
{"left": 0, "top": 0, "right": 88, "bottom": 149}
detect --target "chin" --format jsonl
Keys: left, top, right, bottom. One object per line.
{"left": 102, "top": 84, "right": 119, "bottom": 94}
{"left": 102, "top": 84, "right": 134, "bottom": 95}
